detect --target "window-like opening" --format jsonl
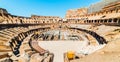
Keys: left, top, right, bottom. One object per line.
{"left": 100, "top": 20, "right": 103, "bottom": 23}
{"left": 92, "top": 20, "right": 94, "bottom": 23}
{"left": 97, "top": 20, "right": 100, "bottom": 23}
{"left": 43, "top": 21, "right": 45, "bottom": 23}
{"left": 89, "top": 20, "right": 91, "bottom": 23}
{"left": 11, "top": 20, "right": 13, "bottom": 23}
{"left": 20, "top": 20, "right": 23, "bottom": 24}
{"left": 110, "top": 10, "right": 113, "bottom": 13}
{"left": 113, "top": 18, "right": 118, "bottom": 22}
{"left": 84, "top": 21, "right": 86, "bottom": 23}
{"left": 104, "top": 19, "right": 107, "bottom": 22}
{"left": 87, "top": 20, "right": 88, "bottom": 23}
{"left": 108, "top": 19, "right": 112, "bottom": 22}
{"left": 95, "top": 20, "right": 97, "bottom": 23}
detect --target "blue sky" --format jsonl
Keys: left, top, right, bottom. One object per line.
{"left": 0, "top": 0, "right": 100, "bottom": 18}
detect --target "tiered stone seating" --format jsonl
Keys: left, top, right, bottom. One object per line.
{"left": 0, "top": 8, "right": 56, "bottom": 62}
{"left": 0, "top": 53, "right": 12, "bottom": 62}
{"left": 0, "top": 25, "right": 50, "bottom": 62}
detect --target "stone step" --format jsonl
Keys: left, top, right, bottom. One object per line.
{"left": 0, "top": 45, "right": 11, "bottom": 50}
{"left": 0, "top": 53, "right": 9, "bottom": 59}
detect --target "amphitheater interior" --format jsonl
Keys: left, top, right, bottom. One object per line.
{"left": 0, "top": 1, "right": 120, "bottom": 62}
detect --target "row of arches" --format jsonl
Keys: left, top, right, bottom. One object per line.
{"left": 0, "top": 13, "right": 60, "bottom": 24}
{"left": 84, "top": 18, "right": 120, "bottom": 25}
{"left": 65, "top": 5, "right": 120, "bottom": 25}
{"left": 66, "top": 18, "right": 120, "bottom": 26}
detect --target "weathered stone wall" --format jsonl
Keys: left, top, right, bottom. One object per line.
{"left": 0, "top": 8, "right": 61, "bottom": 24}
{"left": 88, "top": 0, "right": 120, "bottom": 13}
{"left": 0, "top": 8, "right": 8, "bottom": 14}
{"left": 65, "top": 0, "right": 120, "bottom": 26}
{"left": 31, "top": 15, "right": 61, "bottom": 23}
{"left": 66, "top": 8, "right": 88, "bottom": 19}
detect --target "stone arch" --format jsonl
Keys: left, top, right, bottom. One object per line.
{"left": 20, "top": 19, "right": 23, "bottom": 24}
{"left": 113, "top": 18, "right": 118, "bottom": 23}
{"left": 108, "top": 18, "right": 112, "bottom": 23}
{"left": 100, "top": 20, "right": 103, "bottom": 23}
{"left": 69, "top": 28, "right": 107, "bottom": 44}
{"left": 84, "top": 20, "right": 86, "bottom": 23}
{"left": 96, "top": 20, "right": 99, "bottom": 23}
{"left": 104, "top": 19, "right": 107, "bottom": 23}
{"left": 94, "top": 20, "right": 97, "bottom": 23}
{"left": 88, "top": 20, "right": 91, "bottom": 23}
{"left": 92, "top": 20, "right": 94, "bottom": 23}
{"left": 6, "top": 20, "right": 9, "bottom": 24}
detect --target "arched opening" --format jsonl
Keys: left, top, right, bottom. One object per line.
{"left": 104, "top": 19, "right": 107, "bottom": 23}
{"left": 43, "top": 21, "right": 45, "bottom": 23}
{"left": 84, "top": 21, "right": 86, "bottom": 23}
{"left": 92, "top": 20, "right": 94, "bottom": 23}
{"left": 100, "top": 20, "right": 103, "bottom": 23}
{"left": 108, "top": 19, "right": 112, "bottom": 23}
{"left": 6, "top": 20, "right": 9, "bottom": 24}
{"left": 95, "top": 20, "right": 97, "bottom": 23}
{"left": 113, "top": 18, "right": 118, "bottom": 23}
{"left": 20, "top": 19, "right": 23, "bottom": 24}
{"left": 86, "top": 20, "right": 88, "bottom": 23}
{"left": 88, "top": 20, "right": 91, "bottom": 23}
{"left": 11, "top": 20, "right": 13, "bottom": 24}
{"left": 97, "top": 20, "right": 100, "bottom": 23}
{"left": 15, "top": 20, "right": 17, "bottom": 23}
